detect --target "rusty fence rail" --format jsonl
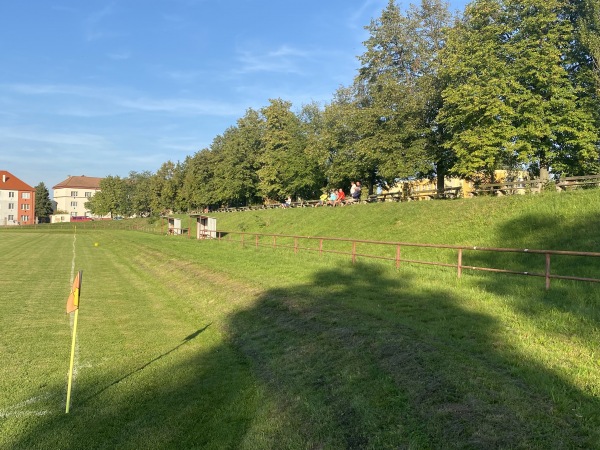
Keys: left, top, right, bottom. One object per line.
{"left": 215, "top": 230, "right": 600, "bottom": 290}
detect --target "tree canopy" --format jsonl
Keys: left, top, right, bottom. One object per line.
{"left": 87, "top": 0, "right": 599, "bottom": 213}
{"left": 34, "top": 182, "right": 53, "bottom": 222}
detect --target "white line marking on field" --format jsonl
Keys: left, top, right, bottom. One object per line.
{"left": 70, "top": 231, "right": 77, "bottom": 285}
{"left": 0, "top": 409, "right": 51, "bottom": 418}
{"left": 0, "top": 394, "right": 52, "bottom": 418}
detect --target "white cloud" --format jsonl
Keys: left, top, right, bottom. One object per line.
{"left": 83, "top": 3, "right": 121, "bottom": 42}
{"left": 235, "top": 44, "right": 310, "bottom": 75}
{"left": 0, "top": 127, "right": 109, "bottom": 148}
{"left": 347, "top": 0, "right": 387, "bottom": 29}
{"left": 1, "top": 82, "right": 243, "bottom": 117}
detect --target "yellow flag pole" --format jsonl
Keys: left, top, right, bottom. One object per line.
{"left": 65, "top": 308, "right": 79, "bottom": 414}
{"left": 65, "top": 269, "right": 82, "bottom": 414}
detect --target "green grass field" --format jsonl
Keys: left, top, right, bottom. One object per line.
{"left": 1, "top": 189, "right": 599, "bottom": 449}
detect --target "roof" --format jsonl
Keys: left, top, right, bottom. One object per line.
{"left": 53, "top": 175, "right": 103, "bottom": 190}
{"left": 0, "top": 170, "right": 35, "bottom": 191}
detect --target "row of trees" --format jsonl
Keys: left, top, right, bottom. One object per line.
{"left": 87, "top": 0, "right": 600, "bottom": 218}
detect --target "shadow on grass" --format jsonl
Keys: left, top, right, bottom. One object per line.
{"left": 10, "top": 262, "right": 600, "bottom": 448}
{"left": 464, "top": 211, "right": 600, "bottom": 330}
{"left": 224, "top": 262, "right": 600, "bottom": 448}
{"left": 82, "top": 323, "right": 212, "bottom": 404}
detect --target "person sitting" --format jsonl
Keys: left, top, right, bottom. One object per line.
{"left": 351, "top": 181, "right": 361, "bottom": 202}
{"left": 334, "top": 188, "right": 346, "bottom": 206}
{"left": 328, "top": 190, "right": 337, "bottom": 206}
{"left": 318, "top": 191, "right": 328, "bottom": 206}
{"left": 281, "top": 196, "right": 292, "bottom": 208}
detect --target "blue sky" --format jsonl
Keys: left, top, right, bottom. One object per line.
{"left": 1, "top": 0, "right": 466, "bottom": 194}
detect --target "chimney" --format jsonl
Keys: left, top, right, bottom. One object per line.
{"left": 2, "top": 174, "right": 5, "bottom": 183}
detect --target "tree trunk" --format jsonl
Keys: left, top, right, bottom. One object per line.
{"left": 436, "top": 162, "right": 446, "bottom": 195}
{"left": 539, "top": 165, "right": 550, "bottom": 181}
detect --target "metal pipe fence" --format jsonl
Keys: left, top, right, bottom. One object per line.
{"left": 216, "top": 230, "right": 600, "bottom": 290}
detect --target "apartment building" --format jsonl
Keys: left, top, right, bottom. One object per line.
{"left": 53, "top": 175, "right": 103, "bottom": 218}
{"left": 0, "top": 170, "right": 36, "bottom": 226}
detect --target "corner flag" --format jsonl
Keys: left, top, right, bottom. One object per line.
{"left": 66, "top": 271, "right": 82, "bottom": 314}
{"left": 66, "top": 270, "right": 83, "bottom": 413}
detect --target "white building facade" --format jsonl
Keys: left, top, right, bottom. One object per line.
{"left": 52, "top": 175, "right": 103, "bottom": 220}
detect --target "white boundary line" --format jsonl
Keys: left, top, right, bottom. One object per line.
{"left": 0, "top": 394, "right": 52, "bottom": 418}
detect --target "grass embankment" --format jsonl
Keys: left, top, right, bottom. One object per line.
{"left": 1, "top": 189, "right": 599, "bottom": 448}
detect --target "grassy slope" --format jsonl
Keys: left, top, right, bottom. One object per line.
{"left": 210, "top": 189, "right": 600, "bottom": 251}
{"left": 1, "top": 189, "right": 599, "bottom": 449}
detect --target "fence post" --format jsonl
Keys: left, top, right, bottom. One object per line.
{"left": 319, "top": 238, "right": 323, "bottom": 256}
{"left": 352, "top": 241, "right": 356, "bottom": 264}
{"left": 218, "top": 231, "right": 221, "bottom": 241}
{"left": 396, "top": 245, "right": 401, "bottom": 269}
{"left": 457, "top": 248, "right": 463, "bottom": 278}
{"left": 545, "top": 253, "right": 551, "bottom": 290}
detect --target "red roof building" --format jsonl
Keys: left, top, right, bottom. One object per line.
{"left": 0, "top": 170, "right": 36, "bottom": 226}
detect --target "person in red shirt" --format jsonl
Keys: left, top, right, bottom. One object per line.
{"left": 334, "top": 188, "right": 346, "bottom": 206}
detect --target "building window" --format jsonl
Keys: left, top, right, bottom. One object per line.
{"left": 70, "top": 201, "right": 78, "bottom": 207}
{"left": 8, "top": 215, "right": 14, "bottom": 221}
{"left": 85, "top": 192, "right": 92, "bottom": 197}
{"left": 8, "top": 191, "right": 15, "bottom": 198}
{"left": 22, "top": 192, "right": 30, "bottom": 199}
{"left": 21, "top": 215, "right": 29, "bottom": 222}
{"left": 8, "top": 203, "right": 14, "bottom": 209}
{"left": 21, "top": 204, "right": 30, "bottom": 210}
{"left": 70, "top": 212, "right": 77, "bottom": 217}
{"left": 71, "top": 191, "right": 78, "bottom": 197}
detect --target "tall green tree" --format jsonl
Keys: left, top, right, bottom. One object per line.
{"left": 355, "top": 0, "right": 453, "bottom": 190}
{"left": 507, "top": 0, "right": 599, "bottom": 177}
{"left": 34, "top": 182, "right": 53, "bottom": 222}
{"left": 258, "top": 99, "right": 321, "bottom": 200}
{"left": 576, "top": 0, "right": 600, "bottom": 84}
{"left": 312, "top": 87, "right": 372, "bottom": 192}
{"left": 128, "top": 171, "right": 153, "bottom": 217}
{"left": 437, "top": 0, "right": 520, "bottom": 181}
{"left": 210, "top": 108, "right": 265, "bottom": 207}
{"left": 150, "top": 161, "right": 183, "bottom": 214}
{"left": 179, "top": 149, "right": 217, "bottom": 210}
{"left": 85, "top": 175, "right": 131, "bottom": 217}
{"left": 438, "top": 0, "right": 599, "bottom": 180}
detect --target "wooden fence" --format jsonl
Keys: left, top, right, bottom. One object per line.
{"left": 214, "top": 231, "right": 600, "bottom": 290}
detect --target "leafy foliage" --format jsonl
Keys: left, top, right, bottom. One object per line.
{"left": 438, "top": 0, "right": 600, "bottom": 180}
{"left": 83, "top": 0, "right": 599, "bottom": 211}
{"left": 34, "top": 182, "right": 53, "bottom": 221}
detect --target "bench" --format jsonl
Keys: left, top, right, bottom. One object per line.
{"left": 407, "top": 189, "right": 437, "bottom": 200}
{"left": 556, "top": 175, "right": 600, "bottom": 191}
{"left": 472, "top": 180, "right": 541, "bottom": 196}
{"left": 406, "top": 187, "right": 462, "bottom": 200}
{"left": 366, "top": 192, "right": 403, "bottom": 202}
